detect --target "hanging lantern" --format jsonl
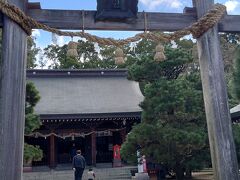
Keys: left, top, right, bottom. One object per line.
{"left": 96, "top": 0, "right": 138, "bottom": 21}
{"left": 67, "top": 41, "right": 78, "bottom": 58}
{"left": 115, "top": 48, "right": 125, "bottom": 65}
{"left": 154, "top": 43, "right": 166, "bottom": 62}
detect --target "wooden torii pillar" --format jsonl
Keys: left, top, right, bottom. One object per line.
{"left": 0, "top": 0, "right": 28, "bottom": 180}
{"left": 193, "top": 0, "right": 239, "bottom": 179}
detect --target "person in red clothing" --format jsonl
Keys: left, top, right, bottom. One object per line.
{"left": 72, "top": 150, "right": 86, "bottom": 180}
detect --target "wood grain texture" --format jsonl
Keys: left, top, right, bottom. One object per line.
{"left": 193, "top": 0, "right": 239, "bottom": 179}
{"left": 27, "top": 2, "right": 41, "bottom": 10}
{"left": 0, "top": 0, "right": 27, "bottom": 179}
{"left": 26, "top": 9, "right": 240, "bottom": 32}
{"left": 0, "top": 8, "right": 238, "bottom": 32}
{"left": 27, "top": 10, "right": 197, "bottom": 31}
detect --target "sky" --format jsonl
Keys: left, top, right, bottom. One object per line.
{"left": 29, "top": 0, "right": 240, "bottom": 57}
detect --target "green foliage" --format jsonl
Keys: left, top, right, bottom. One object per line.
{"left": 121, "top": 75, "right": 208, "bottom": 169}
{"left": 24, "top": 143, "right": 43, "bottom": 165}
{"left": 216, "top": 33, "right": 240, "bottom": 110}
{"left": 25, "top": 81, "right": 41, "bottom": 134}
{"left": 122, "top": 122, "right": 207, "bottom": 163}
{"left": 25, "top": 82, "right": 41, "bottom": 114}
{"left": 25, "top": 113, "right": 41, "bottom": 135}
{"left": 44, "top": 44, "right": 68, "bottom": 69}
{"left": 232, "top": 48, "right": 240, "bottom": 101}
{"left": 121, "top": 39, "right": 209, "bottom": 179}
{"left": 44, "top": 40, "right": 118, "bottom": 69}
{"left": 140, "top": 76, "right": 204, "bottom": 124}
{"left": 128, "top": 47, "right": 192, "bottom": 83}
{"left": 233, "top": 124, "right": 240, "bottom": 166}
{"left": 24, "top": 82, "right": 42, "bottom": 163}
{"left": 27, "top": 37, "right": 40, "bottom": 69}
{"left": 228, "top": 35, "right": 240, "bottom": 167}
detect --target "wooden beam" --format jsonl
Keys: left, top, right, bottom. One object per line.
{"left": 193, "top": 0, "right": 239, "bottom": 180}
{"left": 0, "top": 0, "right": 28, "bottom": 179}
{"left": 219, "top": 15, "right": 240, "bottom": 33}
{"left": 183, "top": 7, "right": 197, "bottom": 15}
{"left": 0, "top": 8, "right": 239, "bottom": 32}
{"left": 27, "top": 2, "right": 41, "bottom": 10}
{"left": 27, "top": 10, "right": 197, "bottom": 31}
{"left": 25, "top": 9, "right": 240, "bottom": 32}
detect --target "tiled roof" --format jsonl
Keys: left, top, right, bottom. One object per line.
{"left": 27, "top": 69, "right": 144, "bottom": 115}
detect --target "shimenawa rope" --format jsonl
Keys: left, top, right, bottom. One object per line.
{"left": 0, "top": 1, "right": 226, "bottom": 46}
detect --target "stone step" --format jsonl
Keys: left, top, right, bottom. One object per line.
{"left": 24, "top": 166, "right": 136, "bottom": 180}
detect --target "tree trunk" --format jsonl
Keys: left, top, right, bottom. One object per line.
{"left": 175, "top": 165, "right": 184, "bottom": 180}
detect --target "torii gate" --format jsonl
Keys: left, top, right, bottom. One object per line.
{"left": 0, "top": 0, "right": 240, "bottom": 179}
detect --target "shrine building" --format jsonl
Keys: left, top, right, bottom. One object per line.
{"left": 25, "top": 69, "right": 143, "bottom": 168}
{"left": 231, "top": 104, "right": 240, "bottom": 122}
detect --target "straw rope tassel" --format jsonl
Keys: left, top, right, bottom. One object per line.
{"left": 67, "top": 41, "right": 78, "bottom": 58}
{"left": 115, "top": 48, "right": 125, "bottom": 65}
{"left": 154, "top": 43, "right": 166, "bottom": 62}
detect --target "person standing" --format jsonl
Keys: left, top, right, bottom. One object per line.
{"left": 70, "top": 143, "right": 77, "bottom": 161}
{"left": 72, "top": 150, "right": 86, "bottom": 180}
{"left": 87, "top": 168, "right": 96, "bottom": 180}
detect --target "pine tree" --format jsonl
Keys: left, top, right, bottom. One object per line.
{"left": 121, "top": 40, "right": 209, "bottom": 180}
{"left": 24, "top": 82, "right": 43, "bottom": 164}
{"left": 25, "top": 82, "right": 41, "bottom": 134}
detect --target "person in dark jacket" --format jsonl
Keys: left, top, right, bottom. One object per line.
{"left": 70, "top": 143, "right": 77, "bottom": 161}
{"left": 72, "top": 149, "right": 86, "bottom": 180}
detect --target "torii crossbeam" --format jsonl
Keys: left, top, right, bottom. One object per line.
{"left": 0, "top": 0, "right": 239, "bottom": 180}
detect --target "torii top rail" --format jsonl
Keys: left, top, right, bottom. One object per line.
{"left": 6, "top": 1, "right": 240, "bottom": 32}
{"left": 0, "top": 1, "right": 229, "bottom": 46}
{"left": 0, "top": 0, "right": 240, "bottom": 180}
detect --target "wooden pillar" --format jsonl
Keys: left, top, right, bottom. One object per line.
{"left": 0, "top": 0, "right": 28, "bottom": 180}
{"left": 120, "top": 128, "right": 127, "bottom": 144}
{"left": 193, "top": 0, "right": 239, "bottom": 179}
{"left": 49, "top": 135, "right": 56, "bottom": 168}
{"left": 91, "top": 132, "right": 96, "bottom": 166}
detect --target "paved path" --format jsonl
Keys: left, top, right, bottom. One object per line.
{"left": 23, "top": 166, "right": 134, "bottom": 180}
{"left": 24, "top": 170, "right": 75, "bottom": 180}
{"left": 23, "top": 167, "right": 214, "bottom": 180}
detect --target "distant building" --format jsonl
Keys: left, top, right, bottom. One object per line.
{"left": 231, "top": 104, "right": 240, "bottom": 122}
{"left": 25, "top": 69, "right": 144, "bottom": 168}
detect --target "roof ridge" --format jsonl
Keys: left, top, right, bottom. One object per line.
{"left": 27, "top": 69, "right": 128, "bottom": 78}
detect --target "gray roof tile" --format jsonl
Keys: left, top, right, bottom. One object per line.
{"left": 28, "top": 72, "right": 144, "bottom": 115}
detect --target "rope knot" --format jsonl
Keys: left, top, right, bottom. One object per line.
{"left": 0, "top": 1, "right": 227, "bottom": 44}
{"left": 115, "top": 48, "right": 125, "bottom": 65}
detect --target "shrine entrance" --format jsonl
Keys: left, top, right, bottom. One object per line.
{"left": 56, "top": 137, "right": 86, "bottom": 164}
{"left": 25, "top": 129, "right": 127, "bottom": 167}
{"left": 0, "top": 0, "right": 240, "bottom": 180}
{"left": 96, "top": 131, "right": 123, "bottom": 163}
{"left": 96, "top": 135, "right": 113, "bottom": 163}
